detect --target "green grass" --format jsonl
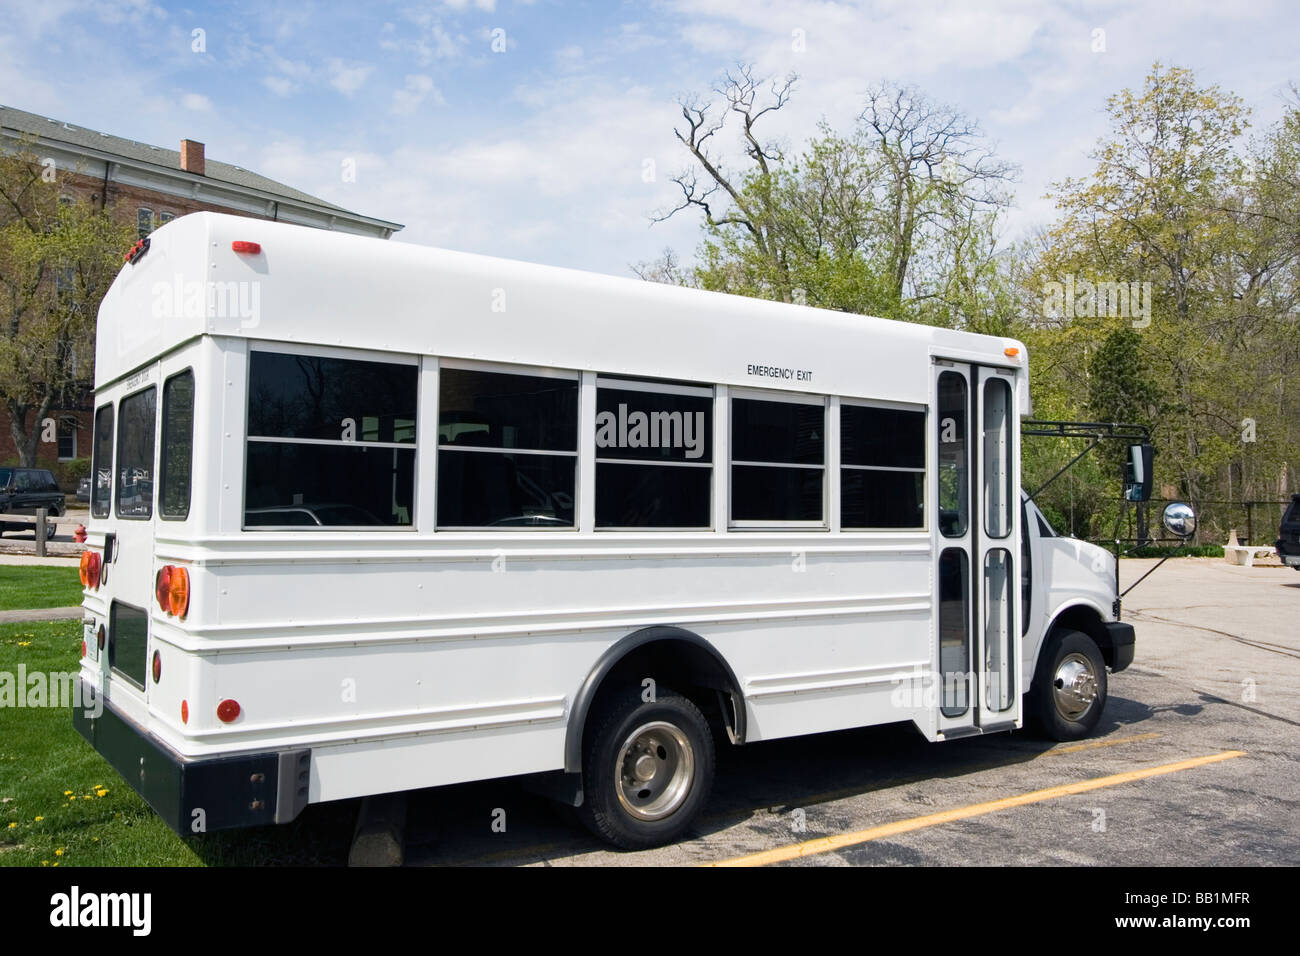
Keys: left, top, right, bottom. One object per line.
{"left": 0, "top": 566, "right": 85, "bottom": 612}
{"left": 0, "top": 619, "right": 356, "bottom": 866}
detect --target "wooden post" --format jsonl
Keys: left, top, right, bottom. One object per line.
{"left": 35, "top": 508, "right": 47, "bottom": 557}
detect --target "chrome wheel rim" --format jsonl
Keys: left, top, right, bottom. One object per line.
{"left": 1053, "top": 652, "right": 1099, "bottom": 722}
{"left": 615, "top": 721, "right": 694, "bottom": 821}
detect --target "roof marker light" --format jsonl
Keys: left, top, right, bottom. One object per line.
{"left": 1004, "top": 347, "right": 1020, "bottom": 359}
{"left": 231, "top": 241, "right": 261, "bottom": 254}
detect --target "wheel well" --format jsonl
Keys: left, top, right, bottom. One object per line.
{"left": 564, "top": 626, "right": 745, "bottom": 774}
{"left": 1048, "top": 605, "right": 1116, "bottom": 668}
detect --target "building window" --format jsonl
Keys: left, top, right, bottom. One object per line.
{"left": 244, "top": 351, "right": 418, "bottom": 528}
{"left": 57, "top": 416, "right": 78, "bottom": 461}
{"left": 437, "top": 366, "right": 578, "bottom": 528}
{"left": 730, "top": 395, "right": 825, "bottom": 525}
{"left": 159, "top": 211, "right": 175, "bottom": 225}
{"left": 595, "top": 379, "right": 713, "bottom": 529}
{"left": 137, "top": 208, "right": 152, "bottom": 238}
{"left": 840, "top": 403, "right": 926, "bottom": 529}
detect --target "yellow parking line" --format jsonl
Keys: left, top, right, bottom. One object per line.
{"left": 1041, "top": 732, "right": 1161, "bottom": 756}
{"left": 705, "top": 750, "right": 1245, "bottom": 867}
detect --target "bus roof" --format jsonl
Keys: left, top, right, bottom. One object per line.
{"left": 95, "top": 211, "right": 1028, "bottom": 409}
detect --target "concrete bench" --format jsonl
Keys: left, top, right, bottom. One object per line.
{"left": 1224, "top": 530, "right": 1275, "bottom": 568}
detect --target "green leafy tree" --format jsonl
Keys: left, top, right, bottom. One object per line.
{"left": 0, "top": 143, "right": 134, "bottom": 465}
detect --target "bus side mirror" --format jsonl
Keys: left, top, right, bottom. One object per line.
{"left": 1162, "top": 502, "right": 1196, "bottom": 539}
{"left": 1124, "top": 443, "right": 1155, "bottom": 501}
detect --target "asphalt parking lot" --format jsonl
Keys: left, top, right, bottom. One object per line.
{"left": 404, "top": 557, "right": 1300, "bottom": 866}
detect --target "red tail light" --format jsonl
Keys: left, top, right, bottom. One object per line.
{"left": 152, "top": 650, "right": 162, "bottom": 684}
{"left": 181, "top": 700, "right": 189, "bottom": 724}
{"left": 216, "top": 699, "right": 241, "bottom": 723}
{"left": 155, "top": 566, "right": 172, "bottom": 611}
{"left": 231, "top": 240, "right": 261, "bottom": 254}
{"left": 81, "top": 640, "right": 86, "bottom": 658}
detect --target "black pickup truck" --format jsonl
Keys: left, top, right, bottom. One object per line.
{"left": 0, "top": 467, "right": 66, "bottom": 539}
{"left": 1276, "top": 494, "right": 1300, "bottom": 570}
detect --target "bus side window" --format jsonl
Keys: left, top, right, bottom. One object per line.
{"left": 840, "top": 403, "right": 925, "bottom": 529}
{"left": 436, "top": 367, "right": 578, "bottom": 528}
{"left": 244, "top": 351, "right": 418, "bottom": 528}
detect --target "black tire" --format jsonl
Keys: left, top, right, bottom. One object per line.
{"left": 576, "top": 684, "right": 715, "bottom": 850}
{"left": 1030, "top": 629, "right": 1108, "bottom": 741}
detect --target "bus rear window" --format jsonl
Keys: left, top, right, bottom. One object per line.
{"left": 160, "top": 370, "right": 195, "bottom": 519}
{"left": 116, "top": 387, "right": 156, "bottom": 519}
{"left": 92, "top": 404, "right": 113, "bottom": 518}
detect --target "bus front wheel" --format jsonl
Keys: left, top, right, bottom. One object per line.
{"left": 577, "top": 685, "right": 715, "bottom": 850}
{"left": 1031, "top": 629, "right": 1108, "bottom": 741}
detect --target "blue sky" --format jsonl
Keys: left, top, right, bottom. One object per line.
{"left": 3, "top": 1, "right": 1298, "bottom": 277}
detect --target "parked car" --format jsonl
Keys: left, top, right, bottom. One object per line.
{"left": 1275, "top": 494, "right": 1300, "bottom": 570}
{"left": 0, "top": 467, "right": 66, "bottom": 539}
{"left": 76, "top": 476, "right": 91, "bottom": 502}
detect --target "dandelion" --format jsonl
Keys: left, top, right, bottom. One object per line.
{"left": 6, "top": 822, "right": 15, "bottom": 829}
{"left": 52, "top": 862, "right": 59, "bottom": 867}
{"left": 34, "top": 816, "right": 43, "bottom": 822}
{"left": 82, "top": 795, "right": 91, "bottom": 800}
{"left": 55, "top": 848, "right": 64, "bottom": 857}
{"left": 41, "top": 860, "right": 49, "bottom": 866}
{"left": 96, "top": 789, "right": 108, "bottom": 798}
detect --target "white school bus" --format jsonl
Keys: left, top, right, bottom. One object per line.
{"left": 74, "top": 212, "right": 1132, "bottom": 849}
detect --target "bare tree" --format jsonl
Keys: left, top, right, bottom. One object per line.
{"left": 655, "top": 64, "right": 799, "bottom": 300}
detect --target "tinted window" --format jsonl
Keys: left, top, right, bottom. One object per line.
{"left": 116, "top": 388, "right": 156, "bottom": 519}
{"left": 92, "top": 404, "right": 113, "bottom": 517}
{"left": 439, "top": 368, "right": 577, "bottom": 451}
{"left": 245, "top": 352, "right": 418, "bottom": 528}
{"left": 160, "top": 371, "right": 195, "bottom": 519}
{"left": 841, "top": 404, "right": 925, "bottom": 529}
{"left": 246, "top": 444, "right": 415, "bottom": 526}
{"left": 109, "top": 602, "right": 148, "bottom": 690}
{"left": 0, "top": 469, "right": 10, "bottom": 490}
{"left": 731, "top": 399, "right": 823, "bottom": 464}
{"left": 595, "top": 383, "right": 712, "bottom": 528}
{"left": 437, "top": 368, "right": 578, "bottom": 528}
{"left": 983, "top": 377, "right": 1012, "bottom": 538}
{"left": 249, "top": 352, "right": 417, "bottom": 443}
{"left": 937, "top": 372, "right": 968, "bottom": 538}
{"left": 730, "top": 397, "right": 824, "bottom": 524}
{"left": 939, "top": 548, "right": 970, "bottom": 717}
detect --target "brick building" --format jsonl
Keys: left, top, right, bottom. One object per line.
{"left": 0, "top": 104, "right": 403, "bottom": 482}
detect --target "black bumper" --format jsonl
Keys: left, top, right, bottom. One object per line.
{"left": 72, "top": 678, "right": 310, "bottom": 835}
{"left": 1105, "top": 622, "right": 1136, "bottom": 673}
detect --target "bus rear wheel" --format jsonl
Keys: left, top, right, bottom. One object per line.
{"left": 577, "top": 685, "right": 715, "bottom": 850}
{"left": 1031, "top": 629, "right": 1108, "bottom": 741}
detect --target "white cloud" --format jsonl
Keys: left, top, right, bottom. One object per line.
{"left": 262, "top": 75, "right": 298, "bottom": 97}
{"left": 392, "top": 74, "right": 443, "bottom": 114}
{"left": 180, "top": 93, "right": 212, "bottom": 111}
{"left": 327, "top": 59, "right": 374, "bottom": 95}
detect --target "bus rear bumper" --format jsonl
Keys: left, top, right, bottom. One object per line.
{"left": 1104, "top": 622, "right": 1136, "bottom": 672}
{"left": 72, "top": 678, "right": 310, "bottom": 835}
